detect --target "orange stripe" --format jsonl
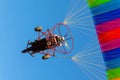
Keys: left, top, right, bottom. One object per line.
{"left": 109, "top": 78, "right": 120, "bottom": 80}
{"left": 98, "top": 28, "right": 120, "bottom": 44}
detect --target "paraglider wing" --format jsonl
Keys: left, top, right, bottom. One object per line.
{"left": 87, "top": 0, "right": 120, "bottom": 80}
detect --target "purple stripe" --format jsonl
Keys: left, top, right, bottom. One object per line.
{"left": 96, "top": 18, "right": 120, "bottom": 33}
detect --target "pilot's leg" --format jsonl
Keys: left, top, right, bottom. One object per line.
{"left": 29, "top": 53, "right": 34, "bottom": 57}
{"left": 29, "top": 42, "right": 33, "bottom": 45}
{"left": 29, "top": 51, "right": 36, "bottom": 57}
{"left": 29, "top": 40, "right": 38, "bottom": 45}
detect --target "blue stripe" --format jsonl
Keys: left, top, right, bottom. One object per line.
{"left": 91, "top": 0, "right": 120, "bottom": 15}
{"left": 106, "top": 58, "right": 120, "bottom": 70}
{"left": 93, "top": 8, "right": 120, "bottom": 25}
{"left": 103, "top": 48, "right": 120, "bottom": 61}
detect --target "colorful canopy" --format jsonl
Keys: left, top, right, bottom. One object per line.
{"left": 87, "top": 0, "right": 120, "bottom": 80}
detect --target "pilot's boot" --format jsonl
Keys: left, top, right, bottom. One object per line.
{"left": 22, "top": 49, "right": 27, "bottom": 53}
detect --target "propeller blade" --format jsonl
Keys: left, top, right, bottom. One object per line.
{"left": 64, "top": 41, "right": 69, "bottom": 48}
{"left": 61, "top": 36, "right": 69, "bottom": 48}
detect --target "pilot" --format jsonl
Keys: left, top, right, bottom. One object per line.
{"left": 47, "top": 35, "right": 57, "bottom": 48}
{"left": 55, "top": 36, "right": 64, "bottom": 46}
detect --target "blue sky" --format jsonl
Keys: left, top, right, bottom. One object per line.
{"left": 0, "top": 0, "right": 106, "bottom": 80}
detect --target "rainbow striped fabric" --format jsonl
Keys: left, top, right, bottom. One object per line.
{"left": 87, "top": 0, "right": 120, "bottom": 80}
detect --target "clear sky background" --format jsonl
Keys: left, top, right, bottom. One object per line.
{"left": 0, "top": 0, "right": 106, "bottom": 80}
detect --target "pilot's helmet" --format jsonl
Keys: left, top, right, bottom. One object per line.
{"left": 56, "top": 36, "right": 61, "bottom": 41}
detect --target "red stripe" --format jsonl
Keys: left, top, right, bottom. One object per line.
{"left": 100, "top": 39, "right": 120, "bottom": 52}
{"left": 98, "top": 28, "right": 120, "bottom": 44}
{"left": 96, "top": 18, "right": 120, "bottom": 33}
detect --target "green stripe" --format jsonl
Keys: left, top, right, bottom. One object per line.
{"left": 107, "top": 68, "right": 120, "bottom": 79}
{"left": 87, "top": 0, "right": 111, "bottom": 8}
